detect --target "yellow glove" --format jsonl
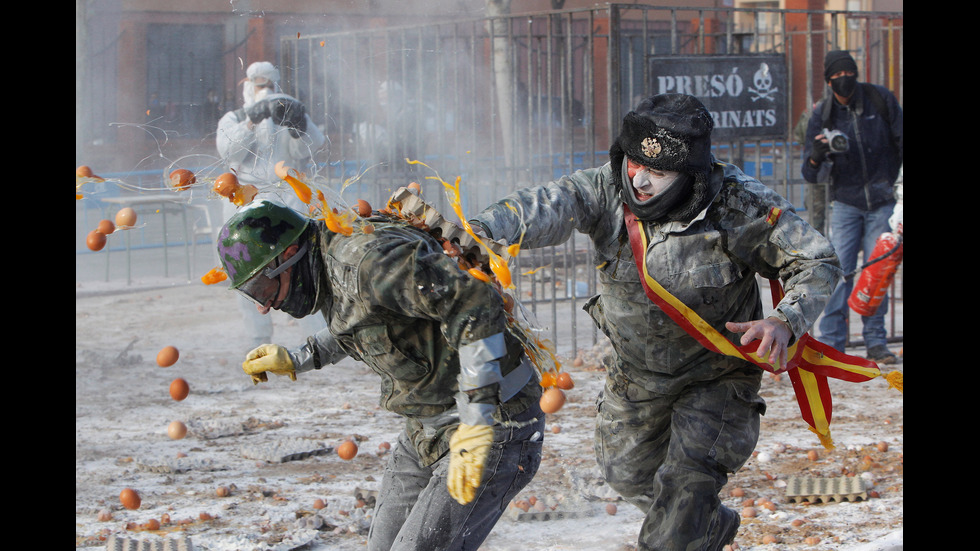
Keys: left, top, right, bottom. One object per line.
{"left": 447, "top": 423, "right": 494, "bottom": 505}
{"left": 242, "top": 344, "right": 296, "bottom": 385}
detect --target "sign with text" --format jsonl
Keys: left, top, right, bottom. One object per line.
{"left": 648, "top": 55, "right": 788, "bottom": 140}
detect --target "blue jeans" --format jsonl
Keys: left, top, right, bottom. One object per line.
{"left": 368, "top": 402, "right": 545, "bottom": 551}
{"left": 818, "top": 200, "right": 894, "bottom": 352}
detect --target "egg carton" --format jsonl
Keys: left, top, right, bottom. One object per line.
{"left": 515, "top": 509, "right": 593, "bottom": 522}
{"left": 354, "top": 486, "right": 379, "bottom": 508}
{"left": 136, "top": 455, "right": 220, "bottom": 474}
{"left": 385, "top": 186, "right": 509, "bottom": 261}
{"left": 785, "top": 476, "right": 867, "bottom": 503}
{"left": 105, "top": 533, "right": 193, "bottom": 551}
{"left": 240, "top": 437, "right": 331, "bottom": 463}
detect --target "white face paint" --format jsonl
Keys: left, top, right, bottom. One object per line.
{"left": 632, "top": 166, "right": 682, "bottom": 201}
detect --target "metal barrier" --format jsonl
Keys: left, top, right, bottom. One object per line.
{"left": 76, "top": 4, "right": 902, "bottom": 353}
{"left": 277, "top": 4, "right": 901, "bottom": 353}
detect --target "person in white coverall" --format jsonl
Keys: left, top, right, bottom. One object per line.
{"left": 216, "top": 61, "right": 328, "bottom": 347}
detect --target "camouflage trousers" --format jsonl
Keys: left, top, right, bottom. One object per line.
{"left": 595, "top": 364, "right": 765, "bottom": 551}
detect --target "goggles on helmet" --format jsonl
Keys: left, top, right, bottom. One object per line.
{"left": 237, "top": 241, "right": 309, "bottom": 308}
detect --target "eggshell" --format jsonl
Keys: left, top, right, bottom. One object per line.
{"left": 167, "top": 420, "right": 187, "bottom": 440}
{"left": 156, "top": 346, "right": 179, "bottom": 367}
{"left": 86, "top": 230, "right": 107, "bottom": 251}
{"left": 356, "top": 199, "right": 372, "bottom": 217}
{"left": 337, "top": 440, "right": 358, "bottom": 460}
{"left": 97, "top": 219, "right": 115, "bottom": 235}
{"left": 539, "top": 387, "right": 566, "bottom": 414}
{"left": 169, "top": 169, "right": 196, "bottom": 191}
{"left": 77, "top": 165, "right": 95, "bottom": 178}
{"left": 556, "top": 372, "right": 575, "bottom": 390}
{"left": 407, "top": 182, "right": 422, "bottom": 194}
{"left": 115, "top": 207, "right": 137, "bottom": 227}
{"left": 313, "top": 498, "right": 327, "bottom": 509}
{"left": 170, "top": 378, "right": 190, "bottom": 401}
{"left": 119, "top": 488, "right": 141, "bottom": 510}
{"left": 214, "top": 173, "right": 239, "bottom": 198}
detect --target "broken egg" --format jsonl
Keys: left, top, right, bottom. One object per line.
{"left": 214, "top": 173, "right": 239, "bottom": 198}
{"left": 169, "top": 169, "right": 196, "bottom": 191}
{"left": 356, "top": 199, "right": 372, "bottom": 217}
{"left": 156, "top": 345, "right": 179, "bottom": 367}
{"left": 170, "top": 378, "right": 190, "bottom": 401}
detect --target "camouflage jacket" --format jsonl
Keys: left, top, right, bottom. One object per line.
{"left": 474, "top": 159, "right": 841, "bottom": 395}
{"left": 293, "top": 217, "right": 538, "bottom": 465}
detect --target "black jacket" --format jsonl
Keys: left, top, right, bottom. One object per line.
{"left": 801, "top": 83, "right": 903, "bottom": 211}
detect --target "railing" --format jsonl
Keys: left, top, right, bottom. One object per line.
{"left": 76, "top": 4, "right": 902, "bottom": 353}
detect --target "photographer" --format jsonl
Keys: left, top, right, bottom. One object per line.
{"left": 801, "top": 50, "right": 903, "bottom": 364}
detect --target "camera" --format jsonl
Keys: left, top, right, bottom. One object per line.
{"left": 822, "top": 128, "right": 849, "bottom": 153}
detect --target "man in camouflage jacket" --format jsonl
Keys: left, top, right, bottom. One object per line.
{"left": 473, "top": 94, "right": 841, "bottom": 550}
{"left": 216, "top": 199, "right": 543, "bottom": 551}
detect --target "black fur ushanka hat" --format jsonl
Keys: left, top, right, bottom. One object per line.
{"left": 609, "top": 93, "right": 718, "bottom": 222}
{"left": 610, "top": 93, "right": 713, "bottom": 179}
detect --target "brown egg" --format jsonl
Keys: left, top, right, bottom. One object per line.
{"left": 97, "top": 219, "right": 115, "bottom": 235}
{"left": 119, "top": 488, "right": 141, "bottom": 510}
{"left": 407, "top": 182, "right": 422, "bottom": 194}
{"left": 169, "top": 169, "right": 196, "bottom": 191}
{"left": 807, "top": 449, "right": 819, "bottom": 461}
{"left": 115, "top": 207, "right": 137, "bottom": 227}
{"left": 215, "top": 486, "right": 230, "bottom": 497}
{"left": 86, "top": 230, "right": 107, "bottom": 251}
{"left": 77, "top": 165, "right": 95, "bottom": 178}
{"left": 313, "top": 498, "right": 326, "bottom": 509}
{"left": 167, "top": 420, "right": 187, "bottom": 440}
{"left": 356, "top": 199, "right": 372, "bottom": 217}
{"left": 170, "top": 378, "right": 190, "bottom": 401}
{"left": 143, "top": 518, "right": 161, "bottom": 531}
{"left": 214, "top": 172, "right": 240, "bottom": 198}
{"left": 605, "top": 503, "right": 618, "bottom": 515}
{"left": 539, "top": 387, "right": 566, "bottom": 414}
{"left": 156, "top": 345, "right": 179, "bottom": 367}
{"left": 337, "top": 440, "right": 358, "bottom": 460}
{"left": 556, "top": 372, "right": 575, "bottom": 390}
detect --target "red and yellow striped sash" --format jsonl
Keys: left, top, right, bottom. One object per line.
{"left": 623, "top": 205, "right": 892, "bottom": 448}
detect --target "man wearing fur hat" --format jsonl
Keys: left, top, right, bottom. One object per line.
{"left": 473, "top": 93, "right": 841, "bottom": 550}
{"left": 802, "top": 50, "right": 903, "bottom": 365}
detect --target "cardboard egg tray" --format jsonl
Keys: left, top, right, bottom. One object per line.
{"left": 136, "top": 456, "right": 219, "bottom": 474}
{"left": 785, "top": 476, "right": 867, "bottom": 503}
{"left": 386, "top": 186, "right": 509, "bottom": 262}
{"left": 239, "top": 437, "right": 330, "bottom": 463}
{"left": 105, "top": 533, "right": 193, "bottom": 551}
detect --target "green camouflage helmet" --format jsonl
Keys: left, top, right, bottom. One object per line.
{"left": 216, "top": 200, "right": 310, "bottom": 289}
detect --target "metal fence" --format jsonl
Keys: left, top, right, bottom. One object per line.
{"left": 77, "top": 4, "right": 902, "bottom": 353}
{"left": 277, "top": 4, "right": 902, "bottom": 351}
